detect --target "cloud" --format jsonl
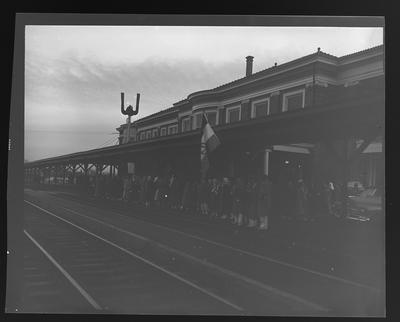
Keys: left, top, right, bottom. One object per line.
{"left": 25, "top": 52, "right": 245, "bottom": 128}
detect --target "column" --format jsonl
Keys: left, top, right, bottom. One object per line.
{"left": 217, "top": 105, "right": 225, "bottom": 125}
{"left": 263, "top": 149, "right": 272, "bottom": 176}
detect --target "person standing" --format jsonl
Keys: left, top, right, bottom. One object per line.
{"left": 241, "top": 176, "right": 251, "bottom": 226}
{"left": 158, "top": 176, "right": 169, "bottom": 209}
{"left": 206, "top": 178, "right": 213, "bottom": 217}
{"left": 122, "top": 175, "right": 131, "bottom": 202}
{"left": 216, "top": 178, "right": 224, "bottom": 218}
{"left": 323, "top": 181, "right": 333, "bottom": 216}
{"left": 199, "top": 178, "right": 210, "bottom": 216}
{"left": 220, "top": 177, "right": 232, "bottom": 220}
{"left": 256, "top": 175, "right": 272, "bottom": 230}
{"left": 168, "top": 174, "right": 177, "bottom": 209}
{"left": 296, "top": 179, "right": 309, "bottom": 221}
{"left": 286, "top": 180, "right": 296, "bottom": 220}
{"left": 139, "top": 176, "right": 146, "bottom": 205}
{"left": 144, "top": 176, "right": 153, "bottom": 208}
{"left": 190, "top": 180, "right": 199, "bottom": 215}
{"left": 232, "top": 177, "right": 245, "bottom": 226}
{"left": 308, "top": 182, "right": 319, "bottom": 222}
{"left": 131, "top": 175, "right": 140, "bottom": 204}
{"left": 153, "top": 176, "right": 160, "bottom": 208}
{"left": 247, "top": 176, "right": 258, "bottom": 228}
{"left": 209, "top": 178, "right": 219, "bottom": 218}
{"left": 181, "top": 180, "right": 191, "bottom": 213}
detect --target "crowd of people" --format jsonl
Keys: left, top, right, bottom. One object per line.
{"left": 76, "top": 172, "right": 344, "bottom": 231}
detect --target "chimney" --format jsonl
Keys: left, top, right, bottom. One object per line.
{"left": 246, "top": 56, "right": 254, "bottom": 77}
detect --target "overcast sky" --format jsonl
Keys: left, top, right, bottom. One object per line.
{"left": 24, "top": 25, "right": 383, "bottom": 161}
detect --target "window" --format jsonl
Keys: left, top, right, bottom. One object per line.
{"left": 226, "top": 106, "right": 241, "bottom": 123}
{"left": 152, "top": 128, "right": 158, "bottom": 137}
{"left": 206, "top": 111, "right": 218, "bottom": 126}
{"left": 168, "top": 125, "right": 178, "bottom": 135}
{"left": 140, "top": 132, "right": 145, "bottom": 140}
{"left": 193, "top": 113, "right": 202, "bottom": 130}
{"left": 146, "top": 130, "right": 152, "bottom": 140}
{"left": 160, "top": 127, "right": 167, "bottom": 136}
{"left": 251, "top": 98, "right": 269, "bottom": 118}
{"left": 283, "top": 90, "right": 305, "bottom": 112}
{"left": 182, "top": 117, "right": 191, "bottom": 132}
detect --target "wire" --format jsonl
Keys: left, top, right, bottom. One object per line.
{"left": 97, "top": 136, "right": 118, "bottom": 149}
{"left": 26, "top": 130, "right": 117, "bottom": 134}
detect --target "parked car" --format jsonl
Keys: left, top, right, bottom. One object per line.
{"left": 330, "top": 187, "right": 383, "bottom": 222}
{"left": 348, "top": 187, "right": 383, "bottom": 221}
{"left": 347, "top": 181, "right": 365, "bottom": 196}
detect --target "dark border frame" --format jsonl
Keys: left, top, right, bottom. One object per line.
{"left": 5, "top": 14, "right": 389, "bottom": 322}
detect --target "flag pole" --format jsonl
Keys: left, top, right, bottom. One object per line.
{"left": 200, "top": 111, "right": 221, "bottom": 181}
{"left": 203, "top": 111, "right": 210, "bottom": 124}
{"left": 201, "top": 112, "right": 207, "bottom": 181}
{"left": 201, "top": 112, "right": 210, "bottom": 180}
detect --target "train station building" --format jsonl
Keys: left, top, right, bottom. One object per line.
{"left": 25, "top": 45, "right": 384, "bottom": 194}
{"left": 114, "top": 45, "right": 384, "bottom": 188}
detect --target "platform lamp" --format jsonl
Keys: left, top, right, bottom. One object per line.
{"left": 120, "top": 92, "right": 140, "bottom": 144}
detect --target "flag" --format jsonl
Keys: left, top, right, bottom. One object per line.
{"left": 200, "top": 113, "right": 221, "bottom": 177}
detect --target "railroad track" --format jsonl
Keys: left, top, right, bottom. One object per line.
{"left": 22, "top": 190, "right": 385, "bottom": 316}
{"left": 23, "top": 204, "right": 242, "bottom": 314}
{"left": 49, "top": 190, "right": 383, "bottom": 268}
{"left": 45, "top": 190, "right": 384, "bottom": 290}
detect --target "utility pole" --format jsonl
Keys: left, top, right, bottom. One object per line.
{"left": 120, "top": 92, "right": 140, "bottom": 144}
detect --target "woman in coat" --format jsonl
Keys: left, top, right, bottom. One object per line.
{"left": 209, "top": 178, "right": 220, "bottom": 218}
{"left": 181, "top": 180, "right": 191, "bottom": 212}
{"left": 220, "top": 178, "right": 232, "bottom": 220}
{"left": 144, "top": 176, "right": 154, "bottom": 208}
{"left": 169, "top": 175, "right": 180, "bottom": 209}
